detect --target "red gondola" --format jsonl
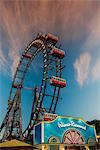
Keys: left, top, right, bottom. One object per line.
{"left": 44, "top": 113, "right": 57, "bottom": 121}
{"left": 46, "top": 33, "right": 58, "bottom": 44}
{"left": 51, "top": 47, "right": 65, "bottom": 59}
{"left": 12, "top": 84, "right": 23, "bottom": 89}
{"left": 22, "top": 53, "right": 32, "bottom": 59}
{"left": 50, "top": 76, "right": 66, "bottom": 88}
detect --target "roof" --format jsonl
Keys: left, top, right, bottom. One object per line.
{"left": 0, "top": 139, "right": 33, "bottom": 148}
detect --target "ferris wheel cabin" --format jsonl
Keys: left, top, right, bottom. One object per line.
{"left": 51, "top": 47, "right": 65, "bottom": 59}
{"left": 50, "top": 76, "right": 66, "bottom": 88}
{"left": 46, "top": 33, "right": 58, "bottom": 44}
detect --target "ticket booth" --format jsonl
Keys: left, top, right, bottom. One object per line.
{"left": 34, "top": 115, "right": 97, "bottom": 150}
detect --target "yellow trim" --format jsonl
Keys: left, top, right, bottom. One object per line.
{"left": 34, "top": 143, "right": 86, "bottom": 146}
{"left": 85, "top": 144, "right": 89, "bottom": 150}
{"left": 41, "top": 115, "right": 95, "bottom": 128}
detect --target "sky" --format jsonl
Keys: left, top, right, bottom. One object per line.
{"left": 0, "top": 0, "right": 100, "bottom": 131}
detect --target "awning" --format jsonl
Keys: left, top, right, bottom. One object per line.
{"left": 0, "top": 139, "right": 33, "bottom": 147}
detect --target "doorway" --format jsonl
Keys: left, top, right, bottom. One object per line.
{"left": 49, "top": 145, "right": 59, "bottom": 150}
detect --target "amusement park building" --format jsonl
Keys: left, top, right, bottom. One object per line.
{"left": 34, "top": 115, "right": 99, "bottom": 150}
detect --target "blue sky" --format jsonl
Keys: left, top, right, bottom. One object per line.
{"left": 0, "top": 0, "right": 100, "bottom": 131}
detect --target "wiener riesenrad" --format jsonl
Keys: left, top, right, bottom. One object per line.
{"left": 0, "top": 33, "right": 66, "bottom": 143}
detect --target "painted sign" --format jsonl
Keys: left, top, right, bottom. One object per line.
{"left": 34, "top": 116, "right": 97, "bottom": 145}
{"left": 58, "top": 121, "right": 86, "bottom": 130}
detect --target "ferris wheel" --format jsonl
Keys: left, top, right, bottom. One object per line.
{"left": 0, "top": 33, "right": 66, "bottom": 142}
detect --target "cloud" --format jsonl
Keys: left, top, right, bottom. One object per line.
{"left": 0, "top": 46, "right": 7, "bottom": 65}
{"left": 83, "top": 8, "right": 100, "bottom": 51}
{"left": 92, "top": 61, "right": 100, "bottom": 81}
{"left": 74, "top": 52, "right": 91, "bottom": 86}
{"left": 8, "top": 49, "right": 20, "bottom": 77}
{"left": 75, "top": 7, "right": 100, "bottom": 85}
{"left": 0, "top": 44, "right": 11, "bottom": 76}
{"left": 0, "top": 0, "right": 100, "bottom": 77}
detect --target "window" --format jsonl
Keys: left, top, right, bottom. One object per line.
{"left": 49, "top": 145, "right": 59, "bottom": 150}
{"left": 48, "top": 136, "right": 60, "bottom": 144}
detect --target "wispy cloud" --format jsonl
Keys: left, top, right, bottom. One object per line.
{"left": 83, "top": 8, "right": 100, "bottom": 51}
{"left": 0, "top": 0, "right": 100, "bottom": 77}
{"left": 73, "top": 5, "right": 100, "bottom": 86}
{"left": 92, "top": 61, "right": 100, "bottom": 81}
{"left": 8, "top": 49, "right": 20, "bottom": 77}
{"left": 0, "top": 44, "right": 11, "bottom": 76}
{"left": 0, "top": 46, "right": 7, "bottom": 65}
{"left": 74, "top": 52, "right": 91, "bottom": 86}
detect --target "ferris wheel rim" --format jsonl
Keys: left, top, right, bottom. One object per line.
{"left": 0, "top": 33, "right": 65, "bottom": 141}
